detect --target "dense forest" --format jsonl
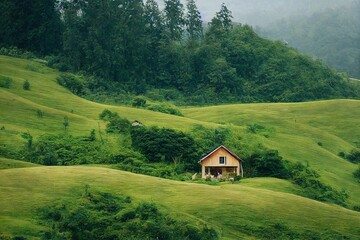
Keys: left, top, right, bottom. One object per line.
{"left": 0, "top": 0, "right": 358, "bottom": 104}
{"left": 258, "top": 1, "right": 360, "bottom": 79}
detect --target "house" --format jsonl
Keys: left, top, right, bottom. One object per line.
{"left": 131, "top": 120, "right": 143, "bottom": 127}
{"left": 199, "top": 145, "right": 243, "bottom": 179}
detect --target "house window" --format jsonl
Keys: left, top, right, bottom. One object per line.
{"left": 219, "top": 156, "right": 226, "bottom": 165}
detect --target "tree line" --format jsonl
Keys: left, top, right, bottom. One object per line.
{"left": 0, "top": 0, "right": 358, "bottom": 104}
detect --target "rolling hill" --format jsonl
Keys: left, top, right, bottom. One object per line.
{"left": 0, "top": 55, "right": 360, "bottom": 239}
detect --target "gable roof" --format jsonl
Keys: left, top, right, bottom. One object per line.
{"left": 199, "top": 145, "right": 243, "bottom": 163}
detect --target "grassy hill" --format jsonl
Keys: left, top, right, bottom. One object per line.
{"left": 0, "top": 166, "right": 359, "bottom": 239}
{"left": 183, "top": 101, "right": 360, "bottom": 205}
{"left": 0, "top": 55, "right": 360, "bottom": 239}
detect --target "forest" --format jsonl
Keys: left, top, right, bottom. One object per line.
{"left": 0, "top": 0, "right": 358, "bottom": 105}
{"left": 259, "top": 1, "right": 360, "bottom": 79}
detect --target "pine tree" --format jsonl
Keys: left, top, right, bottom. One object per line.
{"left": 186, "top": 0, "right": 203, "bottom": 41}
{"left": 209, "top": 3, "right": 233, "bottom": 32}
{"left": 164, "top": 0, "right": 186, "bottom": 41}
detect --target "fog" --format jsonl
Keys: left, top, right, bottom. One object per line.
{"left": 156, "top": 0, "right": 356, "bottom": 26}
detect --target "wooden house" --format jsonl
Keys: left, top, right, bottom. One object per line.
{"left": 199, "top": 145, "right": 243, "bottom": 179}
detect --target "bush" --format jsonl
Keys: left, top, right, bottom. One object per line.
{"left": 247, "top": 123, "right": 266, "bottom": 134}
{"left": 0, "top": 46, "right": 36, "bottom": 59}
{"left": 23, "top": 134, "right": 110, "bottom": 165}
{"left": 146, "top": 103, "right": 183, "bottom": 116}
{"left": 346, "top": 149, "right": 360, "bottom": 163}
{"left": 132, "top": 97, "right": 147, "bottom": 107}
{"left": 56, "top": 73, "right": 85, "bottom": 95}
{"left": 0, "top": 75, "right": 12, "bottom": 88}
{"left": 36, "top": 109, "right": 44, "bottom": 118}
{"left": 23, "top": 80, "right": 30, "bottom": 90}
{"left": 353, "top": 166, "right": 360, "bottom": 180}
{"left": 243, "top": 149, "right": 291, "bottom": 179}
{"left": 287, "top": 162, "right": 348, "bottom": 206}
{"left": 131, "top": 126, "right": 199, "bottom": 171}
{"left": 39, "top": 189, "right": 218, "bottom": 240}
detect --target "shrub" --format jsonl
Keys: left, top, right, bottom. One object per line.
{"left": 353, "top": 166, "right": 360, "bottom": 180}
{"left": 23, "top": 134, "right": 110, "bottom": 165}
{"left": 132, "top": 97, "right": 147, "bottom": 107}
{"left": 99, "top": 109, "right": 117, "bottom": 120}
{"left": 36, "top": 109, "right": 44, "bottom": 118}
{"left": 23, "top": 80, "right": 30, "bottom": 90}
{"left": 56, "top": 73, "right": 85, "bottom": 95}
{"left": 39, "top": 189, "right": 218, "bottom": 240}
{"left": 131, "top": 126, "right": 199, "bottom": 171}
{"left": 146, "top": 103, "right": 183, "bottom": 116}
{"left": 346, "top": 149, "right": 360, "bottom": 163}
{"left": 247, "top": 123, "right": 266, "bottom": 133}
{"left": 0, "top": 75, "right": 12, "bottom": 88}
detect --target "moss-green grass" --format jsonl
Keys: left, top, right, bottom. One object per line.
{"left": 1, "top": 55, "right": 360, "bottom": 238}
{"left": 183, "top": 101, "right": 360, "bottom": 205}
{"left": 0, "top": 157, "right": 39, "bottom": 169}
{"left": 0, "top": 166, "right": 359, "bottom": 239}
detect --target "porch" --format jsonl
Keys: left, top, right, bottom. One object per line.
{"left": 204, "top": 166, "right": 239, "bottom": 179}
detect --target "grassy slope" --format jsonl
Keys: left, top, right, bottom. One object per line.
{"left": 0, "top": 55, "right": 359, "bottom": 238}
{"left": 0, "top": 166, "right": 359, "bottom": 239}
{"left": 183, "top": 101, "right": 360, "bottom": 205}
{"left": 0, "top": 55, "right": 217, "bottom": 147}
{"left": 0, "top": 157, "right": 39, "bottom": 169}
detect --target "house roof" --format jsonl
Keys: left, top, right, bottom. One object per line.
{"left": 199, "top": 145, "right": 243, "bottom": 163}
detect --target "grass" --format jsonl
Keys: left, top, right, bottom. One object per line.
{"left": 0, "top": 166, "right": 359, "bottom": 239}
{"left": 0, "top": 157, "right": 39, "bottom": 169}
{"left": 183, "top": 101, "right": 360, "bottom": 206}
{"left": 0, "top": 55, "right": 360, "bottom": 238}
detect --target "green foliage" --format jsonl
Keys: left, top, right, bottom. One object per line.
{"left": 22, "top": 80, "right": 30, "bottom": 90}
{"left": 353, "top": 166, "right": 360, "bottom": 180}
{"left": 99, "top": 110, "right": 131, "bottom": 134}
{"left": 287, "top": 162, "right": 348, "bottom": 206}
{"left": 339, "top": 149, "right": 360, "bottom": 163}
{"left": 63, "top": 116, "right": 69, "bottom": 131}
{"left": 259, "top": 1, "right": 360, "bottom": 78}
{"left": 191, "top": 125, "right": 230, "bottom": 154}
{"left": 242, "top": 148, "right": 348, "bottom": 206}
{"left": 56, "top": 73, "right": 85, "bottom": 95}
{"left": 20, "top": 131, "right": 33, "bottom": 150}
{"left": 99, "top": 109, "right": 117, "bottom": 121}
{"left": 248, "top": 123, "right": 266, "bottom": 134}
{"left": 39, "top": 189, "right": 218, "bottom": 240}
{"left": 22, "top": 134, "right": 110, "bottom": 166}
{"left": 0, "top": 46, "right": 36, "bottom": 59}
{"left": 244, "top": 150, "right": 290, "bottom": 179}
{"left": 132, "top": 97, "right": 147, "bottom": 107}
{"left": 36, "top": 109, "right": 44, "bottom": 118}
{"left": 0, "top": 75, "right": 12, "bottom": 88}
{"left": 346, "top": 149, "right": 360, "bottom": 163}
{"left": 131, "top": 126, "right": 199, "bottom": 171}
{"left": 147, "top": 103, "right": 183, "bottom": 116}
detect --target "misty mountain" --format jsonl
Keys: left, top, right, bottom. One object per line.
{"left": 258, "top": 1, "right": 360, "bottom": 78}
{"left": 156, "top": 0, "right": 355, "bottom": 26}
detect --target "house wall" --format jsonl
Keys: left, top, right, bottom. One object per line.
{"left": 201, "top": 148, "right": 240, "bottom": 178}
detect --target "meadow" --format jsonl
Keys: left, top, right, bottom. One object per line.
{"left": 0, "top": 55, "right": 359, "bottom": 239}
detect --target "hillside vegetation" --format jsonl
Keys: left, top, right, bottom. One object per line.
{"left": 0, "top": 166, "right": 360, "bottom": 239}
{"left": 0, "top": 55, "right": 360, "bottom": 238}
{"left": 259, "top": 1, "right": 360, "bottom": 78}
{"left": 1, "top": 0, "right": 358, "bottom": 105}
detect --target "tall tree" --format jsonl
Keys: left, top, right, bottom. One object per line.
{"left": 209, "top": 3, "right": 233, "bottom": 32}
{"left": 164, "top": 0, "right": 186, "bottom": 40}
{"left": 186, "top": 0, "right": 203, "bottom": 41}
{"left": 0, "top": 0, "right": 63, "bottom": 55}
{"left": 144, "top": 0, "right": 165, "bottom": 85}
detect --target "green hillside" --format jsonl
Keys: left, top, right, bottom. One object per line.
{"left": 0, "top": 166, "right": 359, "bottom": 239}
{"left": 183, "top": 101, "right": 360, "bottom": 205}
{"left": 0, "top": 55, "right": 360, "bottom": 239}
